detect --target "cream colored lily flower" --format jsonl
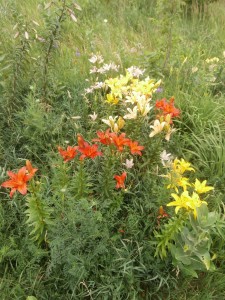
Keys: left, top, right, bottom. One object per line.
{"left": 137, "top": 101, "right": 152, "bottom": 116}
{"left": 165, "top": 126, "right": 176, "bottom": 141}
{"left": 123, "top": 106, "right": 138, "bottom": 119}
{"left": 125, "top": 91, "right": 143, "bottom": 104}
{"left": 102, "top": 115, "right": 116, "bottom": 126}
{"left": 149, "top": 119, "right": 166, "bottom": 137}
{"left": 102, "top": 116, "right": 125, "bottom": 132}
{"left": 160, "top": 150, "right": 172, "bottom": 167}
{"left": 89, "top": 112, "right": 98, "bottom": 121}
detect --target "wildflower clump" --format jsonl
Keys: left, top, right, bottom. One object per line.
{"left": 104, "top": 71, "right": 161, "bottom": 120}
{"left": 85, "top": 56, "right": 180, "bottom": 144}
{"left": 56, "top": 128, "right": 145, "bottom": 190}
{"left": 154, "top": 153, "right": 223, "bottom": 276}
{"left": 162, "top": 157, "right": 213, "bottom": 218}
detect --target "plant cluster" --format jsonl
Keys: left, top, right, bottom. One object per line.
{"left": 1, "top": 55, "right": 224, "bottom": 298}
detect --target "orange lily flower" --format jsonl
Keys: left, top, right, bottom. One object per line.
{"left": 1, "top": 162, "right": 38, "bottom": 198}
{"left": 77, "top": 134, "right": 88, "bottom": 149}
{"left": 79, "top": 143, "right": 103, "bottom": 160}
{"left": 93, "top": 129, "right": 112, "bottom": 145}
{"left": 58, "top": 145, "right": 78, "bottom": 162}
{"left": 155, "top": 98, "right": 167, "bottom": 110}
{"left": 127, "top": 140, "right": 144, "bottom": 156}
{"left": 110, "top": 133, "right": 130, "bottom": 152}
{"left": 26, "top": 160, "right": 38, "bottom": 179}
{"left": 114, "top": 172, "right": 127, "bottom": 189}
{"left": 155, "top": 97, "right": 180, "bottom": 119}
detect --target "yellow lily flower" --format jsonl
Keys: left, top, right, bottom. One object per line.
{"left": 106, "top": 93, "right": 119, "bottom": 105}
{"left": 167, "top": 191, "right": 207, "bottom": 218}
{"left": 185, "top": 192, "right": 207, "bottom": 218}
{"left": 193, "top": 179, "right": 214, "bottom": 194}
{"left": 172, "top": 158, "right": 195, "bottom": 175}
{"left": 117, "top": 116, "right": 125, "bottom": 131}
{"left": 166, "top": 172, "right": 190, "bottom": 192}
{"left": 167, "top": 191, "right": 190, "bottom": 214}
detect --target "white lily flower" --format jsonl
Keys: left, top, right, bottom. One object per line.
{"left": 160, "top": 150, "right": 173, "bottom": 167}
{"left": 92, "top": 81, "right": 104, "bottom": 89}
{"left": 123, "top": 158, "right": 134, "bottom": 169}
{"left": 89, "top": 54, "right": 104, "bottom": 64}
{"left": 90, "top": 66, "right": 98, "bottom": 74}
{"left": 125, "top": 91, "right": 142, "bottom": 104}
{"left": 84, "top": 88, "right": 94, "bottom": 94}
{"left": 102, "top": 116, "right": 125, "bottom": 132}
{"left": 89, "top": 112, "right": 98, "bottom": 121}
{"left": 127, "top": 66, "right": 145, "bottom": 78}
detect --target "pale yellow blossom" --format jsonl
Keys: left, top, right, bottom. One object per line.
{"left": 149, "top": 119, "right": 166, "bottom": 138}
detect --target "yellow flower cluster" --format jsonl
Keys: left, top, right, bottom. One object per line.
{"left": 105, "top": 73, "right": 131, "bottom": 100}
{"left": 163, "top": 158, "right": 214, "bottom": 218}
{"left": 104, "top": 71, "right": 161, "bottom": 119}
{"left": 105, "top": 73, "right": 160, "bottom": 101}
{"left": 167, "top": 191, "right": 207, "bottom": 218}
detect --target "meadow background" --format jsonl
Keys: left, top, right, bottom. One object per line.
{"left": 0, "top": 0, "right": 225, "bottom": 299}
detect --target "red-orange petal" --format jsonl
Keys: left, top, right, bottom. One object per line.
{"left": 17, "top": 184, "right": 27, "bottom": 195}
{"left": 17, "top": 167, "right": 27, "bottom": 181}
{"left": 9, "top": 188, "right": 16, "bottom": 198}
{"left": 1, "top": 179, "right": 17, "bottom": 188}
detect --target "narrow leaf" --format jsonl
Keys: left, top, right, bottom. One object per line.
{"left": 70, "top": 13, "right": 77, "bottom": 22}
{"left": 25, "top": 31, "right": 29, "bottom": 40}
{"left": 44, "top": 2, "right": 52, "bottom": 10}
{"left": 73, "top": 2, "right": 82, "bottom": 11}
{"left": 14, "top": 32, "right": 19, "bottom": 39}
{"left": 32, "top": 20, "right": 40, "bottom": 26}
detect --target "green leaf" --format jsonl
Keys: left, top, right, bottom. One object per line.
{"left": 171, "top": 246, "right": 191, "bottom": 265}
{"left": 197, "top": 252, "right": 211, "bottom": 270}
{"left": 179, "top": 264, "right": 198, "bottom": 278}
{"left": 0, "top": 54, "right": 6, "bottom": 62}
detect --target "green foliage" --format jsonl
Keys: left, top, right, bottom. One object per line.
{"left": 184, "top": 0, "right": 219, "bottom": 18}
{"left": 155, "top": 215, "right": 186, "bottom": 258}
{"left": 70, "top": 162, "right": 93, "bottom": 200}
{"left": 155, "top": 205, "right": 225, "bottom": 278}
{"left": 180, "top": 122, "right": 225, "bottom": 181}
{"left": 25, "top": 180, "right": 53, "bottom": 244}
